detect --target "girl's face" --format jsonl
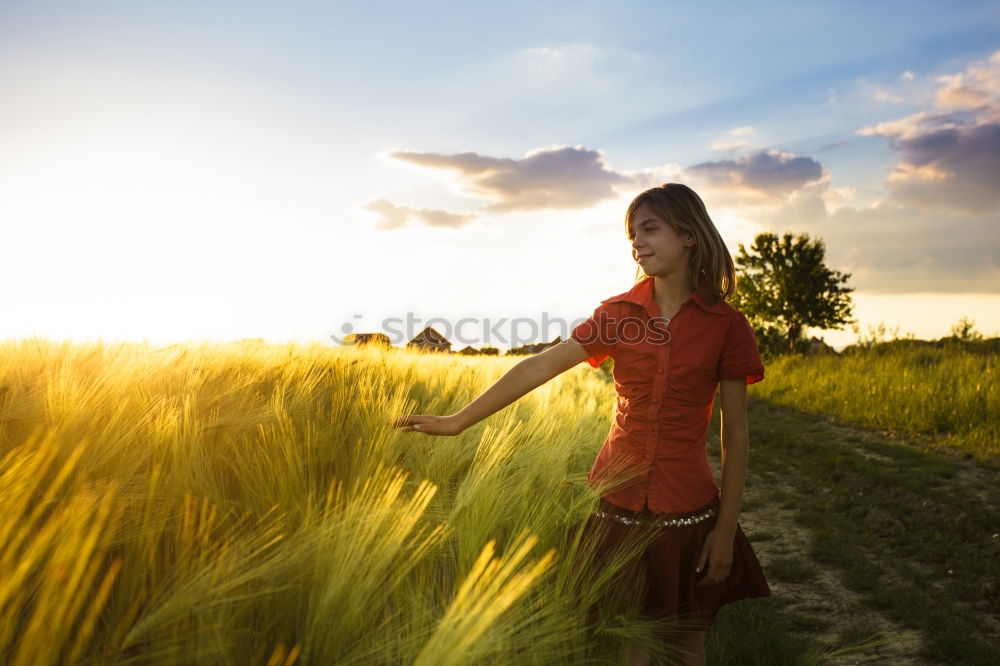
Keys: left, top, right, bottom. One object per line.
{"left": 627, "top": 204, "right": 695, "bottom": 277}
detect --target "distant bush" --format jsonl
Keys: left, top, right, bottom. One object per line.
{"left": 841, "top": 337, "right": 1000, "bottom": 357}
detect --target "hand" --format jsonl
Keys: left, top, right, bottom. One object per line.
{"left": 695, "top": 527, "right": 735, "bottom": 587}
{"left": 390, "top": 414, "right": 465, "bottom": 436}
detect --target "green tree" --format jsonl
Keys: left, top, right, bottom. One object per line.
{"left": 731, "top": 232, "right": 855, "bottom": 354}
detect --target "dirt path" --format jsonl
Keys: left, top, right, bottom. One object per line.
{"left": 733, "top": 478, "right": 924, "bottom": 664}
{"left": 706, "top": 400, "right": 1000, "bottom": 665}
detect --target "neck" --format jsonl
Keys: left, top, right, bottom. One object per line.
{"left": 651, "top": 274, "right": 695, "bottom": 307}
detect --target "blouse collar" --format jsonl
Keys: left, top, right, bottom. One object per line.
{"left": 604, "top": 276, "right": 728, "bottom": 316}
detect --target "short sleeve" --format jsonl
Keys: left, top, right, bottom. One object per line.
{"left": 717, "top": 312, "right": 765, "bottom": 384}
{"left": 570, "top": 302, "right": 619, "bottom": 368}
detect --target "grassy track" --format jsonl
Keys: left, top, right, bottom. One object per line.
{"left": 711, "top": 398, "right": 1000, "bottom": 664}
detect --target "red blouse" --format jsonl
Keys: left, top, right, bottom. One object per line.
{"left": 570, "top": 276, "right": 765, "bottom": 513}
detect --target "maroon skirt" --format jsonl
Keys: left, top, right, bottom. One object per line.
{"left": 570, "top": 494, "right": 771, "bottom": 632}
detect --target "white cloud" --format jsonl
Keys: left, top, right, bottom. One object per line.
{"left": 817, "top": 140, "right": 850, "bottom": 152}
{"left": 389, "top": 146, "right": 632, "bottom": 212}
{"left": 371, "top": 49, "right": 1000, "bottom": 293}
{"left": 362, "top": 197, "right": 476, "bottom": 230}
{"left": 749, "top": 194, "right": 1000, "bottom": 293}
{"left": 387, "top": 143, "right": 827, "bottom": 215}
{"left": 686, "top": 149, "right": 826, "bottom": 200}
{"left": 858, "top": 76, "right": 912, "bottom": 105}
{"left": 709, "top": 138, "right": 751, "bottom": 151}
{"left": 709, "top": 126, "right": 756, "bottom": 152}
{"left": 858, "top": 48, "right": 1000, "bottom": 215}
{"left": 872, "top": 88, "right": 905, "bottom": 104}
{"left": 518, "top": 44, "right": 603, "bottom": 62}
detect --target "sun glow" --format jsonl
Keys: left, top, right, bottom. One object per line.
{"left": 1, "top": 67, "right": 363, "bottom": 344}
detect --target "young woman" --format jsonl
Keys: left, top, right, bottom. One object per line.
{"left": 394, "top": 183, "right": 771, "bottom": 666}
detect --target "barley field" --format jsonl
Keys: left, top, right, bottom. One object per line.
{"left": 5, "top": 337, "right": 991, "bottom": 665}
{"left": 0, "top": 338, "right": 716, "bottom": 665}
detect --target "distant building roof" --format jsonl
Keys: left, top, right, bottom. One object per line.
{"left": 407, "top": 326, "right": 452, "bottom": 352}
{"left": 348, "top": 332, "right": 391, "bottom": 346}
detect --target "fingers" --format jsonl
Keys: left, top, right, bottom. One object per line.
{"left": 696, "top": 556, "right": 732, "bottom": 587}
{"left": 713, "top": 560, "right": 732, "bottom": 584}
{"left": 390, "top": 414, "right": 461, "bottom": 436}
{"left": 695, "top": 539, "right": 733, "bottom": 587}
{"left": 390, "top": 414, "right": 424, "bottom": 427}
{"left": 389, "top": 414, "right": 438, "bottom": 433}
{"left": 695, "top": 544, "right": 708, "bottom": 576}
{"left": 389, "top": 414, "right": 416, "bottom": 430}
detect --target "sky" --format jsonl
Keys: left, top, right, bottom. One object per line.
{"left": 2, "top": 0, "right": 999, "bottom": 352}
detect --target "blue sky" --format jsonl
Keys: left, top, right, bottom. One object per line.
{"left": 2, "top": 1, "right": 999, "bottom": 349}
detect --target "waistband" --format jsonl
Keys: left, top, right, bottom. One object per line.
{"left": 593, "top": 495, "right": 719, "bottom": 528}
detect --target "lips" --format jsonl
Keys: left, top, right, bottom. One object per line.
{"left": 636, "top": 254, "right": 653, "bottom": 262}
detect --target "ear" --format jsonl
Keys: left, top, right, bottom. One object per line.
{"left": 683, "top": 234, "right": 695, "bottom": 247}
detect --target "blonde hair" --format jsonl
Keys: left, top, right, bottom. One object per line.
{"left": 626, "top": 183, "right": 736, "bottom": 304}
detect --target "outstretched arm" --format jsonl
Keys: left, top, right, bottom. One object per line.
{"left": 391, "top": 339, "right": 591, "bottom": 436}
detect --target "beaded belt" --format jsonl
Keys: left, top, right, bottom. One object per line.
{"left": 592, "top": 504, "right": 717, "bottom": 528}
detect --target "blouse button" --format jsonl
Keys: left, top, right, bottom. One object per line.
{"left": 656, "top": 368, "right": 664, "bottom": 374}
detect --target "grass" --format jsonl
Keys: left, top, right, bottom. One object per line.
{"left": 738, "top": 399, "right": 1000, "bottom": 665}
{"left": 763, "top": 555, "right": 818, "bottom": 585}
{"left": 752, "top": 340, "right": 999, "bottom": 460}
{"left": 0, "top": 337, "right": 836, "bottom": 665}
{"left": 2, "top": 336, "right": 995, "bottom": 664}
{"left": 706, "top": 597, "right": 819, "bottom": 665}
